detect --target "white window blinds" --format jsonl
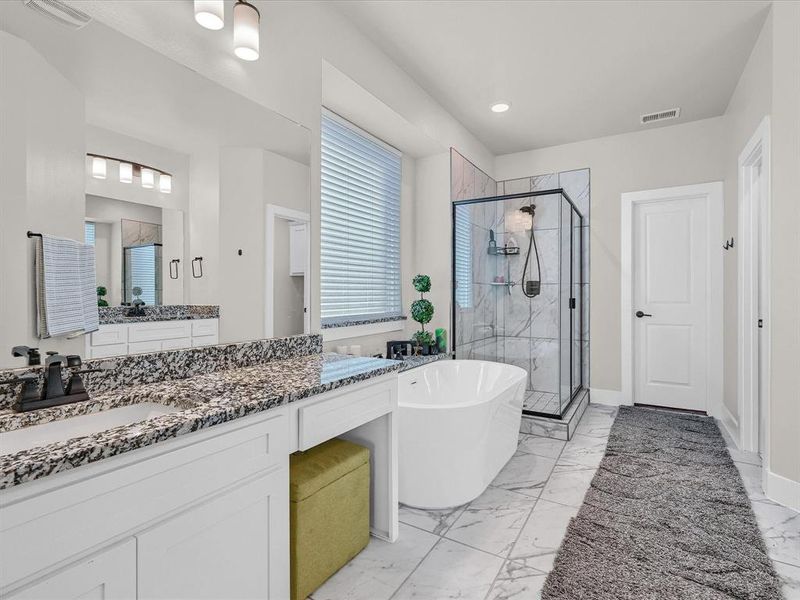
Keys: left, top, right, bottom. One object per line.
{"left": 454, "top": 206, "right": 473, "bottom": 308}
{"left": 320, "top": 111, "right": 402, "bottom": 325}
{"left": 84, "top": 222, "right": 96, "bottom": 246}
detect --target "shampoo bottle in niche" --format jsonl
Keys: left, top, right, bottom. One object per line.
{"left": 488, "top": 229, "right": 497, "bottom": 255}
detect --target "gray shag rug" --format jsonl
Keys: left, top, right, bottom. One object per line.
{"left": 542, "top": 406, "right": 783, "bottom": 600}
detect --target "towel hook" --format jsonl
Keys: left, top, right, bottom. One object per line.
{"left": 169, "top": 259, "right": 180, "bottom": 280}
{"left": 191, "top": 256, "right": 204, "bottom": 278}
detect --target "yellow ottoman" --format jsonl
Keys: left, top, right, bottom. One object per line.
{"left": 290, "top": 438, "right": 370, "bottom": 600}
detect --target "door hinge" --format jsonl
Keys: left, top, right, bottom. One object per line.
{"left": 569, "top": 297, "right": 576, "bottom": 309}
{"left": 758, "top": 319, "right": 763, "bottom": 328}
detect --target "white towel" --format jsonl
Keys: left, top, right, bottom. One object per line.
{"left": 36, "top": 234, "right": 99, "bottom": 338}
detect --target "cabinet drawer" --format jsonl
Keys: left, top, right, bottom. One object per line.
{"left": 298, "top": 381, "right": 394, "bottom": 450}
{"left": 162, "top": 338, "right": 192, "bottom": 351}
{"left": 192, "top": 335, "right": 218, "bottom": 348}
{"left": 89, "top": 343, "right": 128, "bottom": 359}
{"left": 0, "top": 411, "right": 288, "bottom": 588}
{"left": 90, "top": 324, "right": 127, "bottom": 347}
{"left": 129, "top": 340, "right": 163, "bottom": 355}
{"left": 191, "top": 319, "right": 218, "bottom": 338}
{"left": 129, "top": 321, "right": 192, "bottom": 343}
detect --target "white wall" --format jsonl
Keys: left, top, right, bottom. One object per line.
{"left": 495, "top": 117, "right": 728, "bottom": 393}
{"left": 766, "top": 1, "right": 800, "bottom": 488}
{"left": 0, "top": 32, "right": 85, "bottom": 368}
{"left": 272, "top": 220, "right": 305, "bottom": 338}
{"left": 721, "top": 13, "right": 773, "bottom": 422}
{"left": 218, "top": 148, "right": 310, "bottom": 344}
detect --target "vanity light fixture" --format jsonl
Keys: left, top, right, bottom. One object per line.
{"left": 87, "top": 153, "right": 174, "bottom": 193}
{"left": 119, "top": 162, "right": 133, "bottom": 184}
{"left": 491, "top": 102, "right": 511, "bottom": 113}
{"left": 141, "top": 168, "right": 155, "bottom": 189}
{"left": 91, "top": 156, "right": 106, "bottom": 179}
{"left": 233, "top": 0, "right": 260, "bottom": 61}
{"left": 159, "top": 174, "right": 172, "bottom": 194}
{"left": 194, "top": 0, "right": 224, "bottom": 30}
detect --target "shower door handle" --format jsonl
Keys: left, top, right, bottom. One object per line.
{"left": 635, "top": 310, "right": 652, "bottom": 318}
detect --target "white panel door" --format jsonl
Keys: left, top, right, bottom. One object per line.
{"left": 6, "top": 539, "right": 136, "bottom": 600}
{"left": 633, "top": 195, "right": 708, "bottom": 411}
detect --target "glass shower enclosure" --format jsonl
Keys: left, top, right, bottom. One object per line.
{"left": 452, "top": 189, "right": 585, "bottom": 419}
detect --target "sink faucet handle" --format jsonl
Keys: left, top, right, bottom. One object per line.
{"left": 45, "top": 353, "right": 67, "bottom": 366}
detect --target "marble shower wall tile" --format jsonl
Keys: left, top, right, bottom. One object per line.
{"left": 558, "top": 168, "right": 590, "bottom": 225}
{"left": 451, "top": 150, "right": 476, "bottom": 201}
{"left": 531, "top": 337, "right": 560, "bottom": 393}
{"left": 501, "top": 287, "right": 532, "bottom": 338}
{"left": 530, "top": 284, "right": 560, "bottom": 339}
{"left": 503, "top": 337, "right": 530, "bottom": 387}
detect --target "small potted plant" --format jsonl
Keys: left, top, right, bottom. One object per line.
{"left": 411, "top": 274, "right": 435, "bottom": 355}
{"left": 96, "top": 286, "right": 109, "bottom": 308}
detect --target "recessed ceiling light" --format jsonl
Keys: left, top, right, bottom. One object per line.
{"left": 491, "top": 102, "right": 511, "bottom": 113}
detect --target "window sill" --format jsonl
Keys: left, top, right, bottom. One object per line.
{"left": 321, "top": 317, "right": 407, "bottom": 341}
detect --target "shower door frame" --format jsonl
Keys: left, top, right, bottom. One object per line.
{"left": 451, "top": 188, "right": 585, "bottom": 419}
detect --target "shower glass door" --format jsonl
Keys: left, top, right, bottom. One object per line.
{"left": 452, "top": 188, "right": 585, "bottom": 419}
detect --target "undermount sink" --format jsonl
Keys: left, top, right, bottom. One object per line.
{"left": 0, "top": 403, "right": 180, "bottom": 456}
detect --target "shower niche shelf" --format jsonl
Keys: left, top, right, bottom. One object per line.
{"left": 488, "top": 245, "right": 520, "bottom": 256}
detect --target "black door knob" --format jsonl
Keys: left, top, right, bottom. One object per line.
{"left": 635, "top": 310, "right": 652, "bottom": 318}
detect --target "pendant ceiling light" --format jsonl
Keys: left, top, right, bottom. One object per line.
{"left": 233, "top": 0, "right": 260, "bottom": 61}
{"left": 91, "top": 156, "right": 106, "bottom": 179}
{"left": 119, "top": 162, "right": 133, "bottom": 184}
{"left": 194, "top": 0, "right": 224, "bottom": 30}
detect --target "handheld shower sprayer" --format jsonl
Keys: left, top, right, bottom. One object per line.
{"left": 520, "top": 205, "right": 541, "bottom": 298}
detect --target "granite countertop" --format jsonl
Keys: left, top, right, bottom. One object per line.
{"left": 0, "top": 353, "right": 401, "bottom": 490}
{"left": 98, "top": 304, "right": 220, "bottom": 325}
{"left": 395, "top": 352, "right": 452, "bottom": 371}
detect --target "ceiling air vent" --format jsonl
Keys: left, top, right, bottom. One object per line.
{"left": 640, "top": 108, "right": 681, "bottom": 125}
{"left": 23, "top": 0, "right": 92, "bottom": 30}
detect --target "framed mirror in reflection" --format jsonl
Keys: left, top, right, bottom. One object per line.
{"left": 0, "top": 3, "right": 312, "bottom": 368}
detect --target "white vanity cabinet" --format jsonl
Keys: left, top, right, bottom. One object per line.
{"left": 5, "top": 539, "right": 136, "bottom": 600}
{"left": 86, "top": 318, "right": 219, "bottom": 358}
{"left": 0, "top": 409, "right": 289, "bottom": 600}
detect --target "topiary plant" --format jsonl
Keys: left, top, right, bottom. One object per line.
{"left": 96, "top": 286, "right": 109, "bottom": 308}
{"left": 411, "top": 274, "right": 435, "bottom": 353}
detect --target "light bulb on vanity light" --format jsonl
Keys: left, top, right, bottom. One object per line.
{"left": 91, "top": 156, "right": 106, "bottom": 179}
{"left": 194, "top": 0, "right": 224, "bottom": 30}
{"left": 119, "top": 162, "right": 133, "bottom": 184}
{"left": 233, "top": 0, "right": 260, "bottom": 61}
{"left": 141, "top": 168, "right": 155, "bottom": 189}
{"left": 159, "top": 173, "right": 172, "bottom": 194}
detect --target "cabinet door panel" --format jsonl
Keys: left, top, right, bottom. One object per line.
{"left": 137, "top": 467, "right": 289, "bottom": 600}
{"left": 7, "top": 539, "right": 135, "bottom": 600}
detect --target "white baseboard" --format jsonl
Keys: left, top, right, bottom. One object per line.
{"left": 765, "top": 469, "right": 800, "bottom": 512}
{"left": 589, "top": 388, "right": 631, "bottom": 406}
{"left": 718, "top": 403, "right": 740, "bottom": 449}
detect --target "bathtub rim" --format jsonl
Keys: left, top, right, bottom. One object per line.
{"left": 398, "top": 359, "right": 527, "bottom": 410}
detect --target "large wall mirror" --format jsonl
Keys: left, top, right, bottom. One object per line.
{"left": 0, "top": 2, "right": 311, "bottom": 367}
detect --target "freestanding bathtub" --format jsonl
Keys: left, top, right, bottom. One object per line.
{"left": 398, "top": 360, "right": 527, "bottom": 509}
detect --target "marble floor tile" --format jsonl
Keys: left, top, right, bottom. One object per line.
{"left": 557, "top": 433, "right": 607, "bottom": 469}
{"left": 311, "top": 523, "right": 438, "bottom": 600}
{"left": 538, "top": 465, "right": 596, "bottom": 507}
{"left": 399, "top": 503, "right": 466, "bottom": 536}
{"left": 751, "top": 500, "right": 800, "bottom": 567}
{"left": 775, "top": 560, "right": 800, "bottom": 599}
{"left": 392, "top": 538, "right": 504, "bottom": 600}
{"left": 491, "top": 451, "right": 557, "bottom": 498}
{"left": 509, "top": 498, "right": 579, "bottom": 573}
{"left": 517, "top": 433, "right": 566, "bottom": 459}
{"left": 486, "top": 560, "right": 547, "bottom": 600}
{"left": 572, "top": 411, "right": 614, "bottom": 438}
{"left": 728, "top": 447, "right": 762, "bottom": 466}
{"left": 735, "top": 461, "right": 769, "bottom": 502}
{"left": 446, "top": 487, "right": 537, "bottom": 557}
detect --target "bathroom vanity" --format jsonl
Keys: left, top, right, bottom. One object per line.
{"left": 0, "top": 336, "right": 400, "bottom": 600}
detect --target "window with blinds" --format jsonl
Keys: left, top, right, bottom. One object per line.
{"left": 84, "top": 222, "right": 96, "bottom": 246}
{"left": 454, "top": 206, "right": 473, "bottom": 308}
{"left": 124, "top": 244, "right": 162, "bottom": 306}
{"left": 320, "top": 110, "right": 402, "bottom": 325}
